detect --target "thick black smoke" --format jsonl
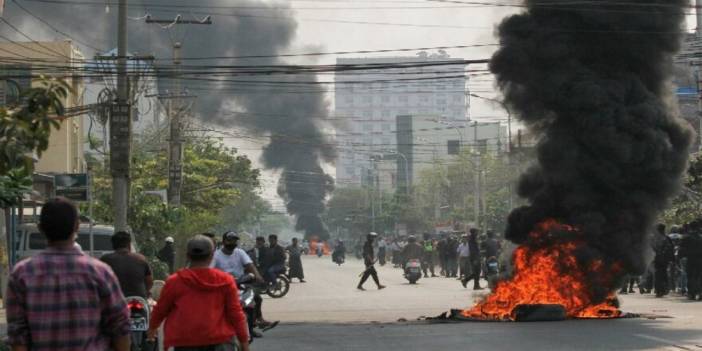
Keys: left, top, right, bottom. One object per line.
{"left": 493, "top": 1, "right": 693, "bottom": 277}
{"left": 7, "top": 0, "right": 336, "bottom": 239}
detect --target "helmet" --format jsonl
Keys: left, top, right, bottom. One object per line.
{"left": 408, "top": 235, "right": 417, "bottom": 243}
{"left": 165, "top": 236, "right": 175, "bottom": 243}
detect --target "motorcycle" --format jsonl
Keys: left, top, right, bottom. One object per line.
{"left": 126, "top": 296, "right": 156, "bottom": 351}
{"left": 485, "top": 256, "right": 499, "bottom": 290}
{"left": 265, "top": 269, "right": 291, "bottom": 298}
{"left": 404, "top": 259, "right": 422, "bottom": 284}
{"left": 236, "top": 274, "right": 258, "bottom": 345}
{"left": 332, "top": 250, "right": 345, "bottom": 266}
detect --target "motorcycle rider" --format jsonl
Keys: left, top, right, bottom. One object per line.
{"left": 401, "top": 235, "right": 423, "bottom": 268}
{"left": 357, "top": 232, "right": 386, "bottom": 291}
{"left": 211, "top": 231, "right": 277, "bottom": 337}
{"left": 100, "top": 231, "right": 154, "bottom": 299}
{"left": 332, "top": 240, "right": 346, "bottom": 265}
{"left": 265, "top": 235, "right": 287, "bottom": 284}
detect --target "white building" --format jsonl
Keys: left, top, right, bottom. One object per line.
{"left": 334, "top": 53, "right": 470, "bottom": 188}
{"left": 396, "top": 115, "right": 506, "bottom": 188}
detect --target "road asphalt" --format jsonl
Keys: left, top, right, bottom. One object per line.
{"left": 255, "top": 255, "right": 702, "bottom": 351}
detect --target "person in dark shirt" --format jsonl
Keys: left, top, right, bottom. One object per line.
{"left": 157, "top": 236, "right": 176, "bottom": 274}
{"left": 357, "top": 232, "right": 386, "bottom": 291}
{"left": 401, "top": 236, "right": 423, "bottom": 265}
{"left": 101, "top": 231, "right": 154, "bottom": 298}
{"left": 483, "top": 230, "right": 501, "bottom": 259}
{"left": 264, "top": 235, "right": 286, "bottom": 283}
{"left": 286, "top": 237, "right": 306, "bottom": 282}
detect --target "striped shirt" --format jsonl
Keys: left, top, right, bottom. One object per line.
{"left": 6, "top": 246, "right": 130, "bottom": 350}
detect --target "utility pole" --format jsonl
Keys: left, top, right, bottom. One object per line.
{"left": 146, "top": 15, "right": 212, "bottom": 206}
{"left": 472, "top": 121, "right": 481, "bottom": 230}
{"left": 697, "top": 0, "right": 702, "bottom": 152}
{"left": 110, "top": 0, "right": 129, "bottom": 232}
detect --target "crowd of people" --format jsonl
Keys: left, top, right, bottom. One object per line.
{"left": 620, "top": 223, "right": 702, "bottom": 301}
{"left": 5, "top": 197, "right": 296, "bottom": 350}
{"left": 343, "top": 227, "right": 505, "bottom": 291}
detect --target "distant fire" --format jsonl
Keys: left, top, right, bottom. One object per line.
{"left": 309, "top": 239, "right": 331, "bottom": 255}
{"left": 463, "top": 219, "right": 622, "bottom": 321}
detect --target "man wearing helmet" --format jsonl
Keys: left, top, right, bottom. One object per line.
{"left": 157, "top": 236, "right": 176, "bottom": 274}
{"left": 357, "top": 232, "right": 386, "bottom": 291}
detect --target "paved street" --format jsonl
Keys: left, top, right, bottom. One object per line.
{"left": 256, "top": 256, "right": 702, "bottom": 351}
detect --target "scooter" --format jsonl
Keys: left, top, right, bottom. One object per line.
{"left": 126, "top": 296, "right": 157, "bottom": 351}
{"left": 404, "top": 259, "right": 422, "bottom": 284}
{"left": 332, "top": 250, "right": 345, "bottom": 266}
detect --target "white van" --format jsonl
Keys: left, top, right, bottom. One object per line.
{"left": 15, "top": 223, "right": 116, "bottom": 260}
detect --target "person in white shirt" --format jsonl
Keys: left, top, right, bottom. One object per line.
{"left": 457, "top": 235, "right": 472, "bottom": 288}
{"left": 211, "top": 231, "right": 277, "bottom": 337}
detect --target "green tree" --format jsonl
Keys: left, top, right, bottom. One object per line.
{"left": 0, "top": 77, "right": 71, "bottom": 205}
{"left": 89, "top": 129, "right": 261, "bottom": 265}
{"left": 663, "top": 154, "right": 702, "bottom": 226}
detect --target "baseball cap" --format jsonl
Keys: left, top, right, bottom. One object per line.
{"left": 187, "top": 235, "right": 214, "bottom": 259}
{"left": 223, "top": 231, "right": 240, "bottom": 241}
{"left": 165, "top": 236, "right": 174, "bottom": 243}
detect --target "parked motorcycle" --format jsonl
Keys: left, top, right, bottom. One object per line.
{"left": 126, "top": 296, "right": 156, "bottom": 351}
{"left": 404, "top": 259, "right": 422, "bottom": 284}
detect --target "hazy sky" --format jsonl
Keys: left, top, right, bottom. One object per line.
{"left": 5, "top": 0, "right": 698, "bottom": 210}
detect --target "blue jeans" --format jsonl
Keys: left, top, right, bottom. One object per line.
{"left": 266, "top": 264, "right": 285, "bottom": 283}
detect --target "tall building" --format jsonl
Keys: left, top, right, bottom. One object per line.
{"left": 334, "top": 53, "right": 470, "bottom": 188}
{"left": 396, "top": 115, "right": 506, "bottom": 188}
{"left": 0, "top": 40, "right": 86, "bottom": 174}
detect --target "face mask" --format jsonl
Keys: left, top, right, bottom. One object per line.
{"left": 225, "top": 243, "right": 237, "bottom": 250}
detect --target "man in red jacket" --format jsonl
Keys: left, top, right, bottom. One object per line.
{"left": 147, "top": 235, "right": 250, "bottom": 351}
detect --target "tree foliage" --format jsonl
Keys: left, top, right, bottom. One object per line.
{"left": 89, "top": 130, "right": 262, "bottom": 262}
{"left": 0, "top": 77, "right": 71, "bottom": 206}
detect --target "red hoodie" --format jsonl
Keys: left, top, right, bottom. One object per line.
{"left": 149, "top": 267, "right": 249, "bottom": 349}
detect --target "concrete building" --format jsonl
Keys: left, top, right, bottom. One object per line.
{"left": 396, "top": 114, "right": 506, "bottom": 188}
{"left": 0, "top": 41, "right": 86, "bottom": 174}
{"left": 334, "top": 53, "right": 470, "bottom": 187}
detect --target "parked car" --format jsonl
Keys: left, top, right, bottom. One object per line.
{"left": 15, "top": 223, "right": 116, "bottom": 260}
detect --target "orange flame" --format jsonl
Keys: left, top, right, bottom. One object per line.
{"left": 309, "top": 239, "right": 331, "bottom": 255}
{"left": 463, "top": 219, "right": 622, "bottom": 320}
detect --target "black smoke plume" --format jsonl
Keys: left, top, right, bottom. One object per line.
{"left": 492, "top": 0, "right": 693, "bottom": 282}
{"left": 7, "top": 0, "right": 336, "bottom": 239}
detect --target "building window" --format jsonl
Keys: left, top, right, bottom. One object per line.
{"left": 382, "top": 137, "right": 392, "bottom": 146}
{"left": 437, "top": 99, "right": 447, "bottom": 106}
{"left": 447, "top": 140, "right": 460, "bottom": 155}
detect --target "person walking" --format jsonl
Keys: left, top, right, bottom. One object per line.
{"left": 6, "top": 197, "right": 130, "bottom": 351}
{"left": 158, "top": 236, "right": 176, "bottom": 274}
{"left": 286, "top": 237, "right": 306, "bottom": 282}
{"left": 148, "top": 235, "right": 250, "bottom": 351}
{"left": 101, "top": 231, "right": 154, "bottom": 299}
{"left": 357, "top": 232, "right": 386, "bottom": 291}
